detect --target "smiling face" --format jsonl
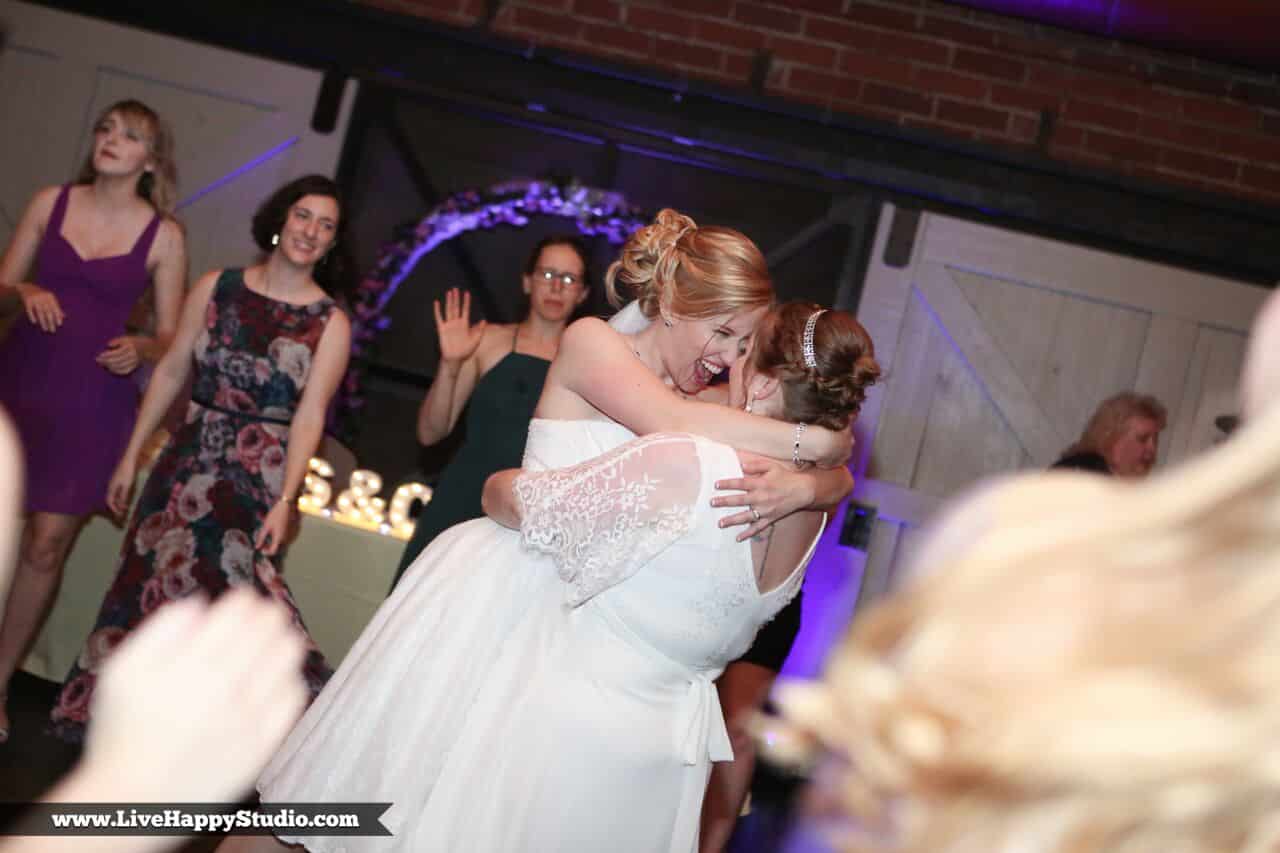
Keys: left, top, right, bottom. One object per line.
{"left": 660, "top": 305, "right": 768, "bottom": 393}
{"left": 91, "top": 110, "right": 153, "bottom": 179}
{"left": 275, "top": 194, "right": 340, "bottom": 268}
{"left": 523, "top": 242, "right": 588, "bottom": 323}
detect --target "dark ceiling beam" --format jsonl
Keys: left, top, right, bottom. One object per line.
{"left": 375, "top": 99, "right": 508, "bottom": 323}
{"left": 21, "top": 0, "right": 1280, "bottom": 285}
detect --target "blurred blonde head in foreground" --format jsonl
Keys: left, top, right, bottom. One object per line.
{"left": 776, "top": 290, "right": 1280, "bottom": 853}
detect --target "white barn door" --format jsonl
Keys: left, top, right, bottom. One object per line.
{"left": 1, "top": 0, "right": 358, "bottom": 680}
{"left": 0, "top": 0, "right": 356, "bottom": 281}
{"left": 852, "top": 204, "right": 1269, "bottom": 603}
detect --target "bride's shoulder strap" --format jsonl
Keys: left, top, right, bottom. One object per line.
{"left": 607, "top": 300, "right": 652, "bottom": 333}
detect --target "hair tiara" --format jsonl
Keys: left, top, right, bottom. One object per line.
{"left": 802, "top": 309, "right": 827, "bottom": 370}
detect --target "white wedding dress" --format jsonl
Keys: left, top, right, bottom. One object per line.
{"left": 259, "top": 418, "right": 824, "bottom": 853}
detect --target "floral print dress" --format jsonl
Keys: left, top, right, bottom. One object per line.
{"left": 52, "top": 269, "right": 336, "bottom": 741}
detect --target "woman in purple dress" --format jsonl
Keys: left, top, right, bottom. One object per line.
{"left": 0, "top": 99, "right": 186, "bottom": 742}
{"left": 50, "top": 175, "right": 352, "bottom": 742}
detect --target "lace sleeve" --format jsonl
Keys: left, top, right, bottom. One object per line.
{"left": 514, "top": 432, "right": 703, "bottom": 605}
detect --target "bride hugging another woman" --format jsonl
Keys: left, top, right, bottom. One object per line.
{"left": 223, "top": 209, "right": 879, "bottom": 853}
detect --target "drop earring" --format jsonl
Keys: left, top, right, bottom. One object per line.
{"left": 744, "top": 393, "right": 754, "bottom": 414}
{"left": 271, "top": 233, "right": 280, "bottom": 247}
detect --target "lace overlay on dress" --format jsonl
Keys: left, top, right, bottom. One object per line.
{"left": 515, "top": 433, "right": 702, "bottom": 605}
{"left": 703, "top": 559, "right": 808, "bottom": 668}
{"left": 685, "top": 562, "right": 757, "bottom": 669}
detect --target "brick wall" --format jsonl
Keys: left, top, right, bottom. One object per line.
{"left": 362, "top": 0, "right": 1280, "bottom": 206}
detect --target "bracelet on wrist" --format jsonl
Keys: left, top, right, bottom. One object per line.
{"left": 792, "top": 422, "right": 807, "bottom": 469}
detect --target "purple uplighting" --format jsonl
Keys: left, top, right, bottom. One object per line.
{"left": 942, "top": 0, "right": 1278, "bottom": 70}
{"left": 176, "top": 136, "right": 300, "bottom": 211}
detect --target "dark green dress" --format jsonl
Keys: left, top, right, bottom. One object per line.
{"left": 390, "top": 331, "right": 550, "bottom": 590}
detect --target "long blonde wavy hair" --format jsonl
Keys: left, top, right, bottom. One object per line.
{"left": 779, "top": 303, "right": 1280, "bottom": 852}
{"left": 605, "top": 208, "right": 773, "bottom": 321}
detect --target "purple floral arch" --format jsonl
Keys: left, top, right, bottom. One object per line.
{"left": 335, "top": 179, "right": 650, "bottom": 440}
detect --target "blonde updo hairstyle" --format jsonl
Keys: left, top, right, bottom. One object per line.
{"left": 605, "top": 208, "right": 773, "bottom": 321}
{"left": 751, "top": 302, "right": 880, "bottom": 431}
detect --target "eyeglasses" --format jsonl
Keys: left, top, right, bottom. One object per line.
{"left": 533, "top": 267, "right": 583, "bottom": 288}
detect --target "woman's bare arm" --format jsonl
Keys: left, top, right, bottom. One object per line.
{"left": 549, "top": 318, "right": 852, "bottom": 468}
{"left": 481, "top": 468, "right": 522, "bottom": 529}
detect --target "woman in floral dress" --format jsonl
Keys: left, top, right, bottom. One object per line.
{"left": 51, "top": 175, "right": 352, "bottom": 741}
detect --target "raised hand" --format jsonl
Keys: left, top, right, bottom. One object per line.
{"left": 433, "top": 288, "right": 487, "bottom": 366}
{"left": 16, "top": 283, "right": 64, "bottom": 332}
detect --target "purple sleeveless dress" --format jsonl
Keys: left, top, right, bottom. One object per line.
{"left": 0, "top": 185, "right": 160, "bottom": 515}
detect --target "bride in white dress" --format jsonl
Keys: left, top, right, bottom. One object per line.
{"left": 469, "top": 302, "right": 879, "bottom": 853}
{"left": 225, "top": 211, "right": 864, "bottom": 853}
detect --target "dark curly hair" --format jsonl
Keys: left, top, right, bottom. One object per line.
{"left": 251, "top": 175, "right": 353, "bottom": 299}
{"left": 750, "top": 302, "right": 881, "bottom": 431}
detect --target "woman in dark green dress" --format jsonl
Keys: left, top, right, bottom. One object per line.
{"left": 390, "top": 236, "right": 590, "bottom": 589}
